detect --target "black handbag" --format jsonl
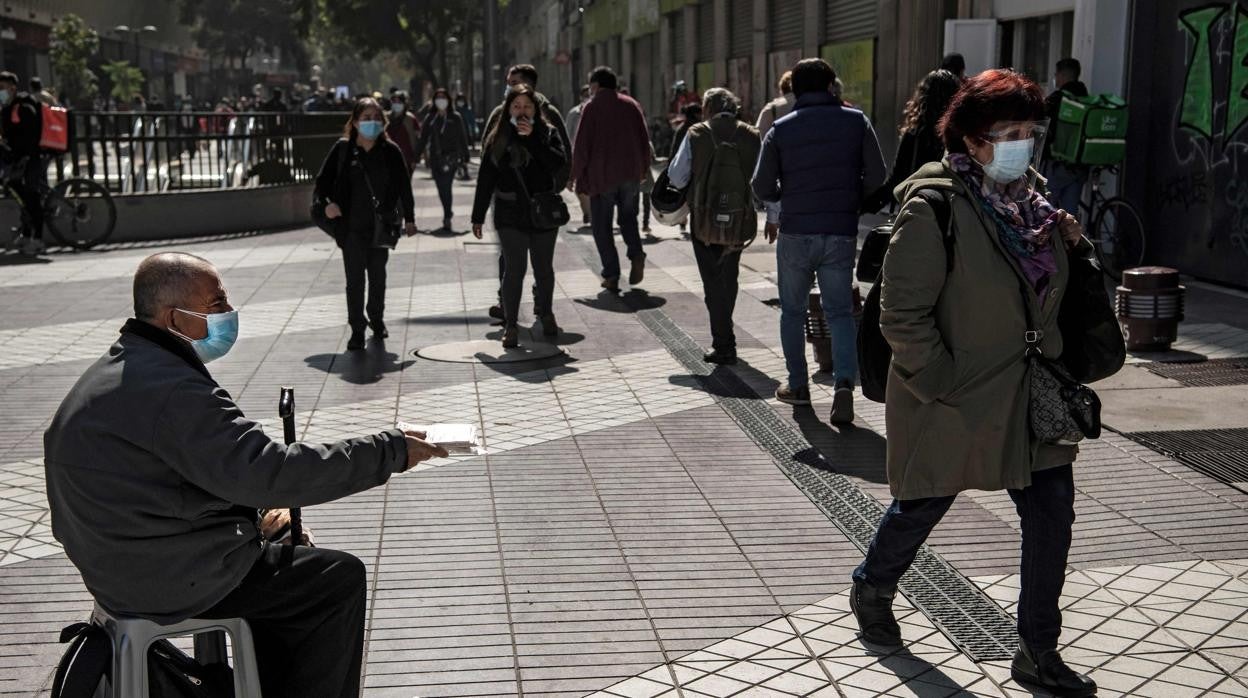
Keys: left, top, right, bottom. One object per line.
{"left": 1058, "top": 243, "right": 1126, "bottom": 383}
{"left": 855, "top": 221, "right": 894, "bottom": 282}
{"left": 310, "top": 143, "right": 349, "bottom": 241}
{"left": 357, "top": 154, "right": 402, "bottom": 249}
{"left": 512, "top": 163, "right": 570, "bottom": 230}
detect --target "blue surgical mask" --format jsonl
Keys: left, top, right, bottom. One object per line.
{"left": 983, "top": 138, "right": 1034, "bottom": 183}
{"left": 0, "top": 90, "right": 10, "bottom": 105}
{"left": 358, "top": 120, "right": 384, "bottom": 139}
{"left": 510, "top": 115, "right": 519, "bottom": 127}
{"left": 171, "top": 309, "right": 239, "bottom": 363}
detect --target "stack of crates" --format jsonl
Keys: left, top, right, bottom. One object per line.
{"left": 1050, "top": 93, "right": 1129, "bottom": 166}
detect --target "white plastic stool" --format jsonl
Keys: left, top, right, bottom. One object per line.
{"left": 90, "top": 603, "right": 263, "bottom": 698}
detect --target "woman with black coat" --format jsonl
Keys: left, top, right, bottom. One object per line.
{"left": 314, "top": 97, "right": 416, "bottom": 351}
{"left": 471, "top": 85, "right": 569, "bottom": 349}
{"left": 416, "top": 87, "right": 471, "bottom": 231}
{"left": 863, "top": 69, "right": 960, "bottom": 214}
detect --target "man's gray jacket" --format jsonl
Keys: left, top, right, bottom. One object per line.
{"left": 44, "top": 319, "right": 409, "bottom": 623}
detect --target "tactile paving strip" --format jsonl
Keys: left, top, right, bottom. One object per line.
{"left": 628, "top": 303, "right": 1020, "bottom": 662}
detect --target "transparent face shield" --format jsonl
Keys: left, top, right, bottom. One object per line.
{"left": 976, "top": 118, "right": 1049, "bottom": 197}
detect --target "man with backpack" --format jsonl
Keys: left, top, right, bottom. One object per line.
{"left": 0, "top": 70, "right": 47, "bottom": 256}
{"left": 668, "top": 88, "right": 760, "bottom": 365}
{"left": 751, "top": 58, "right": 887, "bottom": 424}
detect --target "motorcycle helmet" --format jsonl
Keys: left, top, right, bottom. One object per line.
{"left": 651, "top": 166, "right": 688, "bottom": 226}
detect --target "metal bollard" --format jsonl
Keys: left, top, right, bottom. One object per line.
{"left": 1115, "top": 267, "right": 1185, "bottom": 352}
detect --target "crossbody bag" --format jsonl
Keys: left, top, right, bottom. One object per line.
{"left": 356, "top": 150, "right": 403, "bottom": 249}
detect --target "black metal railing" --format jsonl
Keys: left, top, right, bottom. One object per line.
{"left": 51, "top": 111, "right": 349, "bottom": 194}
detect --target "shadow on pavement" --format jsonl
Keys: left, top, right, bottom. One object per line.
{"left": 575, "top": 289, "right": 667, "bottom": 313}
{"left": 667, "top": 359, "right": 779, "bottom": 400}
{"left": 792, "top": 410, "right": 888, "bottom": 485}
{"left": 0, "top": 252, "right": 53, "bottom": 266}
{"left": 872, "top": 648, "right": 985, "bottom": 697}
{"left": 304, "top": 337, "right": 415, "bottom": 385}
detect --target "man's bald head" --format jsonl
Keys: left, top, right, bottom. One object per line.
{"left": 133, "top": 253, "right": 218, "bottom": 323}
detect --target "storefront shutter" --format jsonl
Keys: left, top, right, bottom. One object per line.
{"left": 823, "top": 0, "right": 877, "bottom": 43}
{"left": 696, "top": 2, "right": 714, "bottom": 62}
{"left": 770, "top": 0, "right": 804, "bottom": 51}
{"left": 672, "top": 12, "right": 686, "bottom": 65}
{"left": 730, "top": 0, "right": 753, "bottom": 58}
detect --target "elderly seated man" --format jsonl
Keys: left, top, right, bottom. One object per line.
{"left": 44, "top": 252, "right": 447, "bottom": 697}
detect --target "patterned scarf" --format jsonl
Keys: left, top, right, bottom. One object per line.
{"left": 948, "top": 152, "right": 1060, "bottom": 295}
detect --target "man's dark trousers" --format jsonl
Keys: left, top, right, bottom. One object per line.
{"left": 341, "top": 239, "right": 389, "bottom": 333}
{"left": 692, "top": 237, "right": 742, "bottom": 352}
{"left": 432, "top": 168, "right": 454, "bottom": 222}
{"left": 200, "top": 542, "right": 367, "bottom": 698}
{"left": 853, "top": 464, "right": 1076, "bottom": 651}
{"left": 590, "top": 181, "right": 644, "bottom": 280}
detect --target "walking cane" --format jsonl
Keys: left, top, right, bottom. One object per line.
{"left": 278, "top": 386, "right": 302, "bottom": 546}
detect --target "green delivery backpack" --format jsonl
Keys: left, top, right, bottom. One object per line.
{"left": 1051, "top": 92, "right": 1128, "bottom": 166}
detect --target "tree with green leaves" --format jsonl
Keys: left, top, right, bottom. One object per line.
{"left": 178, "top": 0, "right": 315, "bottom": 72}
{"left": 49, "top": 13, "right": 100, "bottom": 109}
{"left": 101, "top": 61, "right": 145, "bottom": 102}
{"left": 316, "top": 0, "right": 481, "bottom": 91}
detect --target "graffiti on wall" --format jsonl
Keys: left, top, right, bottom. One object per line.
{"left": 1169, "top": 2, "right": 1248, "bottom": 265}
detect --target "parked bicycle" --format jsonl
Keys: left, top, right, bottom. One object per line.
{"left": 1078, "top": 164, "right": 1145, "bottom": 280}
{"left": 4, "top": 158, "right": 117, "bottom": 250}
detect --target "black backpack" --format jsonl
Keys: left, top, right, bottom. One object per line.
{"left": 858, "top": 188, "right": 953, "bottom": 403}
{"left": 52, "top": 622, "right": 235, "bottom": 698}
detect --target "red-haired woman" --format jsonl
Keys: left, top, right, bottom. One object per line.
{"left": 851, "top": 70, "right": 1095, "bottom": 697}
{"left": 314, "top": 97, "right": 417, "bottom": 350}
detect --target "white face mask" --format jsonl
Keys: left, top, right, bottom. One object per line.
{"left": 435, "top": 98, "right": 449, "bottom": 111}
{"left": 982, "top": 138, "right": 1035, "bottom": 183}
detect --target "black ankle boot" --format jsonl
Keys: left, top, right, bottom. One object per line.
{"left": 1011, "top": 640, "right": 1097, "bottom": 697}
{"left": 850, "top": 579, "right": 902, "bottom": 647}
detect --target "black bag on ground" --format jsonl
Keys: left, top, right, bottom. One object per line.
{"left": 52, "top": 622, "right": 111, "bottom": 698}
{"left": 1058, "top": 244, "right": 1126, "bottom": 383}
{"left": 148, "top": 639, "right": 235, "bottom": 698}
{"left": 858, "top": 189, "right": 953, "bottom": 404}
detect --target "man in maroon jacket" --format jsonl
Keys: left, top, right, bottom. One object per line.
{"left": 571, "top": 66, "right": 652, "bottom": 291}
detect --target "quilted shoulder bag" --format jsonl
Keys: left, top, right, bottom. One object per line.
{"left": 1021, "top": 297, "right": 1102, "bottom": 446}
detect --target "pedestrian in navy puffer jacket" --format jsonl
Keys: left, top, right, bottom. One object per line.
{"left": 751, "top": 58, "right": 887, "bottom": 425}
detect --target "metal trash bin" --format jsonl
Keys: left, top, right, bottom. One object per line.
{"left": 1115, "top": 266, "right": 1185, "bottom": 352}
{"left": 805, "top": 286, "right": 863, "bottom": 373}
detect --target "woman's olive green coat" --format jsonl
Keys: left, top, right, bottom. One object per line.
{"left": 880, "top": 159, "right": 1077, "bottom": 500}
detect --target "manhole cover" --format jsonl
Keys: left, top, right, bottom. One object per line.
{"left": 414, "top": 339, "right": 564, "bottom": 364}
{"left": 1122, "top": 428, "right": 1248, "bottom": 492}
{"left": 1140, "top": 358, "right": 1248, "bottom": 387}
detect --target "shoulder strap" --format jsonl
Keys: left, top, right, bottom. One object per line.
{"left": 914, "top": 188, "right": 954, "bottom": 272}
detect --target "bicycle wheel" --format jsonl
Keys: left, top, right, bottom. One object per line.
{"left": 44, "top": 178, "right": 118, "bottom": 250}
{"left": 1091, "top": 196, "right": 1146, "bottom": 280}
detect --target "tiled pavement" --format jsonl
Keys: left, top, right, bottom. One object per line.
{"left": 2, "top": 170, "right": 1248, "bottom": 696}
